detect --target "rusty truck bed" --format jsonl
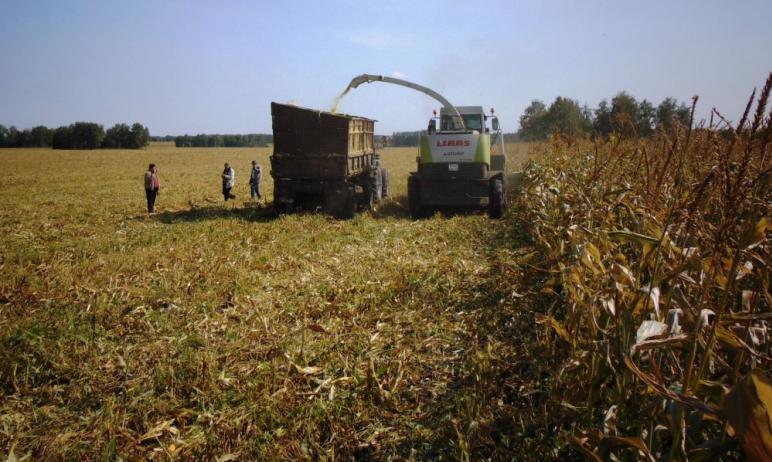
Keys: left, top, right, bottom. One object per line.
{"left": 270, "top": 102, "right": 376, "bottom": 180}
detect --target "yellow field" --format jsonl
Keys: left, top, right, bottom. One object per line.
{"left": 0, "top": 142, "right": 539, "bottom": 460}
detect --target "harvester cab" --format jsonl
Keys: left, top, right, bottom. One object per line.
{"left": 336, "top": 74, "right": 507, "bottom": 218}
{"left": 428, "top": 106, "right": 506, "bottom": 170}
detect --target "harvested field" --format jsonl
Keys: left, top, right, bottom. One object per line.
{"left": 0, "top": 143, "right": 544, "bottom": 460}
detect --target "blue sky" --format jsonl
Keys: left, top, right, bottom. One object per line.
{"left": 1, "top": 0, "right": 770, "bottom": 135}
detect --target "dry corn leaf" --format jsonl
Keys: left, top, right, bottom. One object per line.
{"left": 623, "top": 355, "right": 721, "bottom": 416}
{"left": 571, "top": 429, "right": 655, "bottom": 462}
{"left": 611, "top": 263, "right": 634, "bottom": 286}
{"left": 607, "top": 230, "right": 660, "bottom": 246}
{"left": 216, "top": 453, "right": 241, "bottom": 462}
{"left": 535, "top": 313, "right": 572, "bottom": 344}
{"left": 139, "top": 419, "right": 175, "bottom": 442}
{"left": 743, "top": 217, "right": 769, "bottom": 250}
{"left": 581, "top": 243, "right": 605, "bottom": 275}
{"left": 724, "top": 371, "right": 772, "bottom": 461}
{"left": 716, "top": 326, "right": 743, "bottom": 349}
{"left": 635, "top": 320, "right": 667, "bottom": 345}
{"left": 742, "top": 290, "right": 759, "bottom": 311}
{"left": 631, "top": 333, "right": 689, "bottom": 354}
{"left": 570, "top": 435, "right": 604, "bottom": 462}
{"left": 294, "top": 364, "right": 322, "bottom": 375}
{"left": 598, "top": 435, "right": 655, "bottom": 461}
{"left": 306, "top": 324, "right": 329, "bottom": 334}
{"left": 601, "top": 297, "right": 616, "bottom": 316}
{"left": 640, "top": 285, "right": 661, "bottom": 318}
{"left": 5, "top": 445, "right": 18, "bottom": 462}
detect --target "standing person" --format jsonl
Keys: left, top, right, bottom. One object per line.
{"left": 249, "top": 160, "right": 262, "bottom": 200}
{"left": 144, "top": 163, "right": 160, "bottom": 214}
{"left": 222, "top": 162, "right": 236, "bottom": 201}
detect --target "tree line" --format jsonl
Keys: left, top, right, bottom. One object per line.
{"left": 150, "top": 135, "right": 176, "bottom": 142}
{"left": 389, "top": 131, "right": 427, "bottom": 147}
{"left": 173, "top": 134, "right": 272, "bottom": 148}
{"left": 518, "top": 93, "right": 693, "bottom": 141}
{"left": 0, "top": 122, "right": 150, "bottom": 149}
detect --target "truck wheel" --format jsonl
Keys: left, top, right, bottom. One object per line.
{"left": 359, "top": 183, "right": 375, "bottom": 211}
{"left": 408, "top": 176, "right": 425, "bottom": 219}
{"left": 380, "top": 169, "right": 390, "bottom": 198}
{"left": 323, "top": 187, "right": 338, "bottom": 215}
{"left": 372, "top": 175, "right": 382, "bottom": 203}
{"left": 370, "top": 169, "right": 382, "bottom": 203}
{"left": 337, "top": 186, "right": 356, "bottom": 219}
{"left": 274, "top": 202, "right": 286, "bottom": 215}
{"left": 488, "top": 178, "right": 505, "bottom": 218}
{"left": 274, "top": 184, "right": 290, "bottom": 215}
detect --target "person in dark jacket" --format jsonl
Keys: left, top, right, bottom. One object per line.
{"left": 249, "top": 160, "right": 262, "bottom": 200}
{"left": 144, "top": 163, "right": 160, "bottom": 214}
{"left": 222, "top": 163, "right": 236, "bottom": 201}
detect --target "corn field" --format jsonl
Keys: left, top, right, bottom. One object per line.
{"left": 518, "top": 74, "right": 771, "bottom": 460}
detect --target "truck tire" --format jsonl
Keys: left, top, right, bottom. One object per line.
{"left": 360, "top": 182, "right": 375, "bottom": 211}
{"left": 488, "top": 178, "right": 505, "bottom": 218}
{"left": 372, "top": 173, "right": 382, "bottom": 202}
{"left": 380, "top": 169, "right": 390, "bottom": 198}
{"left": 408, "top": 175, "right": 425, "bottom": 219}
{"left": 337, "top": 186, "right": 356, "bottom": 219}
{"left": 274, "top": 183, "right": 290, "bottom": 215}
{"left": 274, "top": 202, "right": 287, "bottom": 215}
{"left": 323, "top": 186, "right": 339, "bottom": 216}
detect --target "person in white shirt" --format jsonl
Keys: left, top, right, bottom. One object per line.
{"left": 222, "top": 163, "right": 235, "bottom": 201}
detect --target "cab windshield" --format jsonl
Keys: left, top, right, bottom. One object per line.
{"left": 440, "top": 114, "right": 483, "bottom": 131}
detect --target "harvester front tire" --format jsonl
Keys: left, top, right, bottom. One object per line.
{"left": 408, "top": 176, "right": 425, "bottom": 219}
{"left": 488, "top": 178, "right": 505, "bottom": 219}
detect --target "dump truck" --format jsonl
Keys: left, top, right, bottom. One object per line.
{"left": 270, "top": 102, "right": 388, "bottom": 219}
{"left": 337, "top": 74, "right": 507, "bottom": 218}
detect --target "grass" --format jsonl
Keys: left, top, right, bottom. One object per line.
{"left": 0, "top": 142, "right": 545, "bottom": 460}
